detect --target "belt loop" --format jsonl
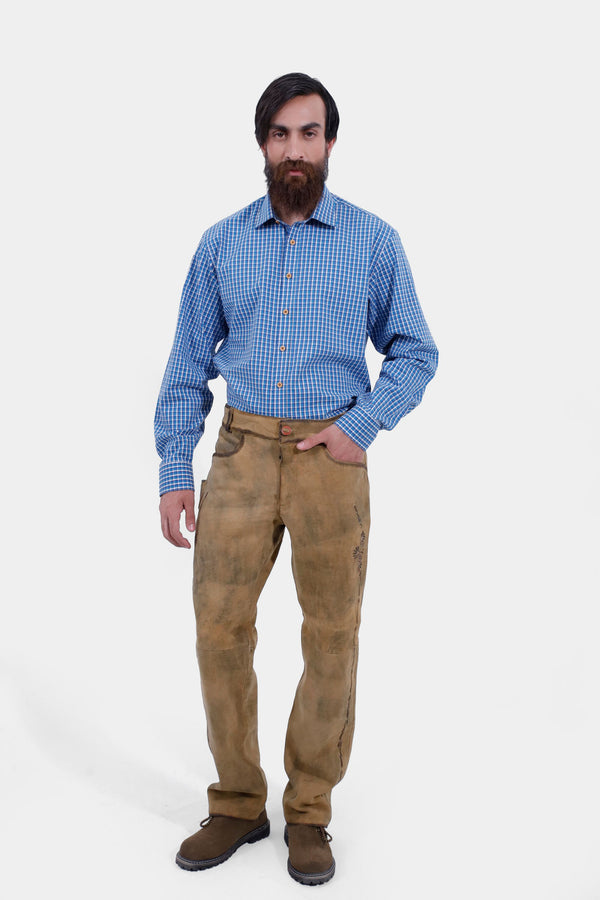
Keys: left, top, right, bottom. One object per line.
{"left": 225, "top": 407, "right": 233, "bottom": 432}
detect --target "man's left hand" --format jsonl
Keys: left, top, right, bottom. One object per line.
{"left": 296, "top": 424, "right": 365, "bottom": 463}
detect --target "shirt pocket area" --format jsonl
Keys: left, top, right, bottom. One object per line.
{"left": 218, "top": 263, "right": 261, "bottom": 329}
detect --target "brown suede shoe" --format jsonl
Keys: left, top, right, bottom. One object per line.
{"left": 284, "top": 823, "right": 336, "bottom": 885}
{"left": 176, "top": 811, "right": 270, "bottom": 870}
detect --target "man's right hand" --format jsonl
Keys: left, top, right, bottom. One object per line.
{"left": 159, "top": 489, "right": 196, "bottom": 548}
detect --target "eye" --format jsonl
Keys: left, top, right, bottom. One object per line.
{"left": 304, "top": 131, "right": 316, "bottom": 138}
{"left": 272, "top": 130, "right": 285, "bottom": 139}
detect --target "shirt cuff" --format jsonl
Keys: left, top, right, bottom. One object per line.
{"left": 335, "top": 406, "right": 381, "bottom": 450}
{"left": 159, "top": 460, "right": 195, "bottom": 496}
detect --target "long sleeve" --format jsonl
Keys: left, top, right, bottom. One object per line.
{"left": 336, "top": 229, "right": 438, "bottom": 448}
{"left": 154, "top": 237, "right": 228, "bottom": 495}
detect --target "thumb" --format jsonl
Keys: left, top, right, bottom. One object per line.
{"left": 297, "top": 431, "right": 322, "bottom": 451}
{"left": 184, "top": 494, "right": 196, "bottom": 532}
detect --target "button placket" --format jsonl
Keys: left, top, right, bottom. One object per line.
{"left": 277, "top": 225, "right": 298, "bottom": 396}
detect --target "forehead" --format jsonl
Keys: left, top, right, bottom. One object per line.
{"left": 270, "top": 93, "right": 326, "bottom": 128}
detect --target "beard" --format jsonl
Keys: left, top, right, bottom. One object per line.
{"left": 264, "top": 156, "right": 328, "bottom": 220}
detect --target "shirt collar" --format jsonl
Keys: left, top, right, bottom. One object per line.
{"left": 254, "top": 185, "right": 337, "bottom": 229}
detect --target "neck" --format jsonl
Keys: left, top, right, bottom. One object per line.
{"left": 271, "top": 204, "right": 312, "bottom": 225}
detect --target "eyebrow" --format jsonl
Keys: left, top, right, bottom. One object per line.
{"left": 269, "top": 122, "right": 323, "bottom": 133}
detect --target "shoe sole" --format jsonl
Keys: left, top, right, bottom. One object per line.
{"left": 175, "top": 819, "right": 270, "bottom": 871}
{"left": 284, "top": 824, "right": 336, "bottom": 886}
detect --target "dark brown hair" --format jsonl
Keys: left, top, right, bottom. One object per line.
{"left": 255, "top": 73, "right": 340, "bottom": 146}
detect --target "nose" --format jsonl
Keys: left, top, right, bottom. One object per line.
{"left": 285, "top": 134, "right": 303, "bottom": 161}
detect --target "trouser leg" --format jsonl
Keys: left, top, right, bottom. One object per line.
{"left": 280, "top": 439, "right": 370, "bottom": 825}
{"left": 192, "top": 420, "right": 283, "bottom": 819}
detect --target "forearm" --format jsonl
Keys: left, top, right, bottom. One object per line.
{"left": 336, "top": 228, "right": 438, "bottom": 448}
{"left": 336, "top": 336, "right": 438, "bottom": 449}
{"left": 155, "top": 382, "right": 215, "bottom": 494}
{"left": 155, "top": 238, "right": 227, "bottom": 494}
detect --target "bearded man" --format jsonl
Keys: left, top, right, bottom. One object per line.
{"left": 155, "top": 72, "right": 438, "bottom": 886}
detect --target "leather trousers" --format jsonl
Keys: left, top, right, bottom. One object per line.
{"left": 192, "top": 405, "right": 370, "bottom": 825}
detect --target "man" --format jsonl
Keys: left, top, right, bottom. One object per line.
{"left": 155, "top": 72, "right": 438, "bottom": 886}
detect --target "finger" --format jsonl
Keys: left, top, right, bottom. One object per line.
{"left": 171, "top": 511, "right": 191, "bottom": 548}
{"left": 162, "top": 514, "right": 180, "bottom": 547}
{"left": 297, "top": 431, "right": 323, "bottom": 451}
{"left": 165, "top": 511, "right": 191, "bottom": 549}
{"left": 161, "top": 515, "right": 176, "bottom": 545}
{"left": 184, "top": 495, "right": 196, "bottom": 533}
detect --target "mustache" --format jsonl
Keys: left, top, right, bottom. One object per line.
{"left": 271, "top": 159, "right": 320, "bottom": 180}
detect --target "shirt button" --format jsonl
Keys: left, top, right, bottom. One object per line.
{"left": 290, "top": 239, "right": 296, "bottom": 245}
{"left": 285, "top": 272, "right": 292, "bottom": 279}
{"left": 280, "top": 345, "right": 286, "bottom": 352}
{"left": 276, "top": 381, "right": 283, "bottom": 388}
{"left": 282, "top": 309, "right": 289, "bottom": 315}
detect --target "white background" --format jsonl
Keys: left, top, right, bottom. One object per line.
{"left": 1, "top": 1, "right": 599, "bottom": 898}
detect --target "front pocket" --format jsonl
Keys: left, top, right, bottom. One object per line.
{"left": 213, "top": 425, "right": 246, "bottom": 458}
{"left": 323, "top": 446, "right": 367, "bottom": 469}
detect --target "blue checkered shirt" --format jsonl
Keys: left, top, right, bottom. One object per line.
{"left": 155, "top": 186, "right": 438, "bottom": 495}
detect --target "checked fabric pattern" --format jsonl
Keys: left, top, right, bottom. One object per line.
{"left": 155, "top": 186, "right": 438, "bottom": 495}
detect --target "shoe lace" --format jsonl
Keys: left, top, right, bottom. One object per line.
{"left": 200, "top": 815, "right": 214, "bottom": 828}
{"left": 317, "top": 826, "right": 333, "bottom": 844}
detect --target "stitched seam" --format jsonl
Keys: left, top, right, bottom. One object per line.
{"left": 336, "top": 631, "right": 358, "bottom": 779}
{"left": 336, "top": 506, "right": 365, "bottom": 776}
{"left": 213, "top": 432, "right": 246, "bottom": 457}
{"left": 277, "top": 432, "right": 283, "bottom": 516}
{"left": 230, "top": 427, "right": 279, "bottom": 440}
{"left": 194, "top": 483, "right": 209, "bottom": 548}
{"left": 323, "top": 446, "right": 367, "bottom": 468}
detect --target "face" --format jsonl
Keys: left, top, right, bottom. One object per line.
{"left": 261, "top": 93, "right": 335, "bottom": 175}
{"left": 261, "top": 94, "right": 335, "bottom": 217}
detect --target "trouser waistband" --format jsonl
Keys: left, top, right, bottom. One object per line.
{"left": 223, "top": 404, "right": 342, "bottom": 440}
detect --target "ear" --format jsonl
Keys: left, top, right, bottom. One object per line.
{"left": 326, "top": 137, "right": 336, "bottom": 157}
{"left": 260, "top": 144, "right": 267, "bottom": 158}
